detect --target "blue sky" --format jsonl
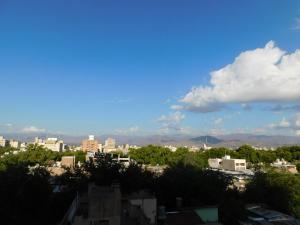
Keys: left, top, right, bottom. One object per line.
{"left": 0, "top": 0, "right": 300, "bottom": 136}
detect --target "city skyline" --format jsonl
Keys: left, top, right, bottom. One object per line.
{"left": 1, "top": 1, "right": 300, "bottom": 136}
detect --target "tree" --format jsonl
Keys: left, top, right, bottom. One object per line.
{"left": 245, "top": 171, "right": 300, "bottom": 218}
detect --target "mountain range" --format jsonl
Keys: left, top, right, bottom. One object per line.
{"left": 2, "top": 132, "right": 300, "bottom": 148}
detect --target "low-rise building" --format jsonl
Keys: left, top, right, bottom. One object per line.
{"left": 127, "top": 190, "right": 157, "bottom": 225}
{"left": 271, "top": 158, "right": 298, "bottom": 174}
{"left": 222, "top": 158, "right": 246, "bottom": 171}
{"left": 60, "top": 183, "right": 157, "bottom": 225}
{"left": 240, "top": 204, "right": 300, "bottom": 225}
{"left": 61, "top": 156, "right": 76, "bottom": 168}
{"left": 20, "top": 142, "right": 27, "bottom": 151}
{"left": 208, "top": 155, "right": 246, "bottom": 171}
{"left": 208, "top": 158, "right": 223, "bottom": 169}
{"left": 60, "top": 183, "right": 122, "bottom": 225}
{"left": 160, "top": 206, "right": 222, "bottom": 225}
{"left": 165, "top": 145, "right": 177, "bottom": 152}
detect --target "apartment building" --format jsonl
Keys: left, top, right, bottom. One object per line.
{"left": 45, "top": 138, "right": 64, "bottom": 152}
{"left": 9, "top": 139, "right": 20, "bottom": 149}
{"left": 208, "top": 155, "right": 247, "bottom": 171}
{"left": 82, "top": 135, "right": 99, "bottom": 153}
{"left": 104, "top": 138, "right": 116, "bottom": 153}
{"left": 0, "top": 136, "right": 8, "bottom": 147}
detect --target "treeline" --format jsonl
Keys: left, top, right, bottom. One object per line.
{"left": 129, "top": 144, "right": 300, "bottom": 167}
{"left": 0, "top": 144, "right": 86, "bottom": 171}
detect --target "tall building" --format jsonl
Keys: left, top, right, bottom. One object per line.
{"left": 82, "top": 135, "right": 99, "bottom": 152}
{"left": 104, "top": 137, "right": 116, "bottom": 153}
{"left": 34, "top": 137, "right": 64, "bottom": 152}
{"left": 44, "top": 138, "right": 64, "bottom": 152}
{"left": 0, "top": 136, "right": 8, "bottom": 147}
{"left": 9, "top": 139, "right": 20, "bottom": 149}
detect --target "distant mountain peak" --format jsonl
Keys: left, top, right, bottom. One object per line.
{"left": 190, "top": 135, "right": 223, "bottom": 144}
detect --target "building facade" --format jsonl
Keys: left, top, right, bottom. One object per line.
{"left": 9, "top": 139, "right": 20, "bottom": 149}
{"left": 61, "top": 156, "right": 76, "bottom": 168}
{"left": 208, "top": 155, "right": 247, "bottom": 171}
{"left": 0, "top": 136, "right": 8, "bottom": 147}
{"left": 34, "top": 137, "right": 64, "bottom": 152}
{"left": 104, "top": 138, "right": 116, "bottom": 153}
{"left": 82, "top": 135, "right": 99, "bottom": 153}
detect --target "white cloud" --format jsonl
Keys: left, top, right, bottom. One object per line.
{"left": 0, "top": 123, "right": 14, "bottom": 133}
{"left": 291, "top": 18, "right": 300, "bottom": 30}
{"left": 157, "top": 111, "right": 186, "bottom": 133}
{"left": 129, "top": 126, "right": 139, "bottom": 132}
{"left": 157, "top": 111, "right": 185, "bottom": 124}
{"left": 213, "top": 118, "right": 223, "bottom": 125}
{"left": 170, "top": 105, "right": 184, "bottom": 110}
{"left": 115, "top": 126, "right": 140, "bottom": 135}
{"left": 269, "top": 113, "right": 300, "bottom": 135}
{"left": 179, "top": 41, "right": 300, "bottom": 112}
{"left": 22, "top": 126, "right": 46, "bottom": 133}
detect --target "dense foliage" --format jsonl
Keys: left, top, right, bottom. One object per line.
{"left": 129, "top": 144, "right": 300, "bottom": 167}
{"left": 245, "top": 171, "right": 300, "bottom": 218}
{"left": 0, "top": 144, "right": 86, "bottom": 171}
{"left": 0, "top": 165, "right": 67, "bottom": 225}
{"left": 0, "top": 144, "right": 300, "bottom": 225}
{"left": 129, "top": 145, "right": 208, "bottom": 167}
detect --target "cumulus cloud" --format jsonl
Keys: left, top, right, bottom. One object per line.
{"left": 22, "top": 126, "right": 46, "bottom": 133}
{"left": 179, "top": 41, "right": 300, "bottom": 112}
{"left": 269, "top": 113, "right": 300, "bottom": 135}
{"left": 157, "top": 111, "right": 186, "bottom": 133}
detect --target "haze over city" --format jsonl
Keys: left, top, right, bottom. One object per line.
{"left": 1, "top": 1, "right": 300, "bottom": 137}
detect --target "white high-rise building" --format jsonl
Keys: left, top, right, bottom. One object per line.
{"left": 9, "top": 140, "right": 20, "bottom": 149}
{"left": 34, "top": 137, "right": 45, "bottom": 145}
{"left": 44, "top": 138, "right": 64, "bottom": 152}
{"left": 34, "top": 137, "right": 64, "bottom": 152}
{"left": 0, "top": 136, "right": 8, "bottom": 147}
{"left": 104, "top": 138, "right": 116, "bottom": 152}
{"left": 88, "top": 135, "right": 95, "bottom": 141}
